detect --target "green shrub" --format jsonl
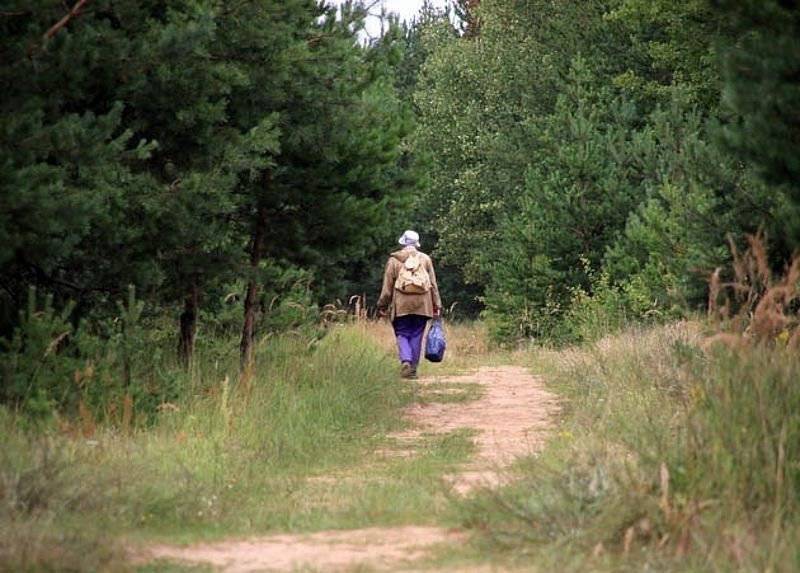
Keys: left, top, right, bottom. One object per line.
{"left": 0, "top": 289, "right": 81, "bottom": 419}
{"left": 562, "top": 270, "right": 667, "bottom": 343}
{"left": 0, "top": 287, "right": 188, "bottom": 424}
{"left": 0, "top": 279, "right": 329, "bottom": 425}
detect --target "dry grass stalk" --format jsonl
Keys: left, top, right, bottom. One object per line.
{"left": 78, "top": 399, "right": 95, "bottom": 438}
{"left": 239, "top": 360, "right": 254, "bottom": 392}
{"left": 659, "top": 462, "right": 671, "bottom": 521}
{"left": 348, "top": 294, "right": 369, "bottom": 322}
{"left": 319, "top": 295, "right": 370, "bottom": 325}
{"left": 707, "top": 233, "right": 800, "bottom": 346}
{"left": 708, "top": 267, "right": 723, "bottom": 319}
{"left": 118, "top": 393, "right": 134, "bottom": 434}
{"left": 623, "top": 526, "right": 635, "bottom": 554}
{"left": 220, "top": 376, "right": 232, "bottom": 434}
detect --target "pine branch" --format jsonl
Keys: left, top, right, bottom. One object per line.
{"left": 43, "top": 0, "right": 90, "bottom": 41}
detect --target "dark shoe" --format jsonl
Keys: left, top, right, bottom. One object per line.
{"left": 400, "top": 362, "right": 413, "bottom": 379}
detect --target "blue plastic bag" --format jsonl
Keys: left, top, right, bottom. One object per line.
{"left": 425, "top": 319, "right": 446, "bottom": 363}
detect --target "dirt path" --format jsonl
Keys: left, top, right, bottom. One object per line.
{"left": 146, "top": 526, "right": 464, "bottom": 572}
{"left": 397, "top": 366, "right": 558, "bottom": 494}
{"left": 143, "top": 366, "right": 557, "bottom": 572}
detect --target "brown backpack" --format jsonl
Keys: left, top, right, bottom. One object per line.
{"left": 394, "top": 252, "right": 432, "bottom": 294}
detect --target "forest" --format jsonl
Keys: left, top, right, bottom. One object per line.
{"left": 1, "top": 0, "right": 799, "bottom": 571}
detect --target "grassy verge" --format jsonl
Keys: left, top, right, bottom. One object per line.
{"left": 1, "top": 321, "right": 495, "bottom": 571}
{"left": 0, "top": 326, "right": 397, "bottom": 569}
{"left": 457, "top": 321, "right": 800, "bottom": 572}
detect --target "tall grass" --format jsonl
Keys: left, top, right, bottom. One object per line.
{"left": 460, "top": 323, "right": 799, "bottom": 571}
{"left": 460, "top": 236, "right": 800, "bottom": 571}
{"left": 0, "top": 325, "right": 405, "bottom": 570}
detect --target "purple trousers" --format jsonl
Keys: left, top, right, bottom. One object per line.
{"left": 392, "top": 314, "right": 429, "bottom": 365}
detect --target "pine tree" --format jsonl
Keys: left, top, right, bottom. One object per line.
{"left": 218, "top": 1, "right": 414, "bottom": 367}
{"left": 0, "top": 1, "right": 282, "bottom": 361}
{"left": 1, "top": 1, "right": 162, "bottom": 328}
{"left": 484, "top": 58, "right": 640, "bottom": 339}
{"left": 1, "top": 0, "right": 414, "bottom": 366}
{"left": 715, "top": 0, "right": 800, "bottom": 250}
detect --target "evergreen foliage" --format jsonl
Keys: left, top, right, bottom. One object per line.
{"left": 715, "top": 0, "right": 800, "bottom": 249}
{"left": 1, "top": 0, "right": 414, "bottom": 411}
{"left": 3, "top": 0, "right": 800, "bottom": 411}
{"left": 411, "top": 0, "right": 796, "bottom": 342}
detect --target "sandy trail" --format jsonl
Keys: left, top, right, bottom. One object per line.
{"left": 396, "top": 366, "right": 558, "bottom": 494}
{"left": 142, "top": 366, "right": 556, "bottom": 572}
{"left": 146, "top": 526, "right": 464, "bottom": 573}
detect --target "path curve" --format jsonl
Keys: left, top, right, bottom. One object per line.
{"left": 141, "top": 365, "right": 557, "bottom": 572}
{"left": 397, "top": 366, "right": 558, "bottom": 494}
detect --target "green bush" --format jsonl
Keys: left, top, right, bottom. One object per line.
{"left": 561, "top": 269, "right": 668, "bottom": 343}
{"left": 0, "top": 287, "right": 187, "bottom": 424}
{"left": 0, "top": 289, "right": 82, "bottom": 419}
{"left": 0, "top": 278, "right": 331, "bottom": 425}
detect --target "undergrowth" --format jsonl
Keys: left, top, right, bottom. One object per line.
{"left": 0, "top": 325, "right": 407, "bottom": 571}
{"left": 460, "top": 236, "right": 800, "bottom": 571}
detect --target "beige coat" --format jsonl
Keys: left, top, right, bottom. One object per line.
{"left": 377, "top": 248, "right": 442, "bottom": 320}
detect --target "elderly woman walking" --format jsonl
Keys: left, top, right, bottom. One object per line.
{"left": 377, "top": 230, "right": 442, "bottom": 379}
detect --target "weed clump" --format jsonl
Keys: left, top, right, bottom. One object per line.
{"left": 708, "top": 232, "right": 800, "bottom": 346}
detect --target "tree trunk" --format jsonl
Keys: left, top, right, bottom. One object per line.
{"left": 240, "top": 204, "right": 268, "bottom": 370}
{"left": 178, "top": 283, "right": 199, "bottom": 368}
